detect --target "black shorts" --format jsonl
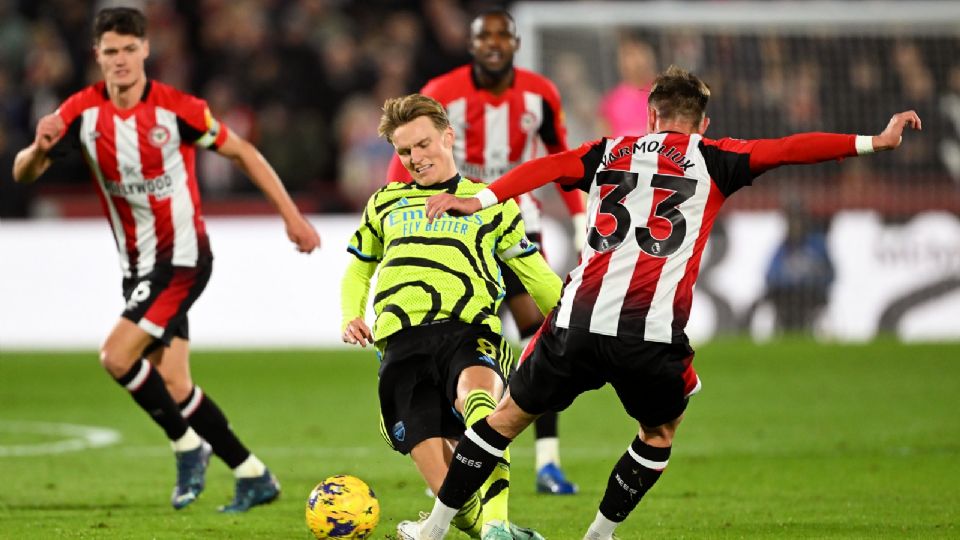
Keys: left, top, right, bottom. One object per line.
{"left": 510, "top": 311, "right": 701, "bottom": 427}
{"left": 121, "top": 262, "right": 212, "bottom": 352}
{"left": 499, "top": 231, "right": 542, "bottom": 302}
{"left": 377, "top": 321, "right": 512, "bottom": 454}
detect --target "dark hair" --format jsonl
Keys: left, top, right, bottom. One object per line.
{"left": 470, "top": 7, "right": 517, "bottom": 37}
{"left": 648, "top": 65, "right": 711, "bottom": 126}
{"left": 94, "top": 7, "right": 147, "bottom": 42}
{"left": 378, "top": 94, "right": 451, "bottom": 144}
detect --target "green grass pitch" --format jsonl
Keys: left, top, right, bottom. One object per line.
{"left": 1, "top": 339, "right": 958, "bottom": 539}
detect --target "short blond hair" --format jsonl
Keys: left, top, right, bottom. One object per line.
{"left": 378, "top": 94, "right": 451, "bottom": 144}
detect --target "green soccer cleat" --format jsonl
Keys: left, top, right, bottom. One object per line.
{"left": 481, "top": 521, "right": 513, "bottom": 540}
{"left": 510, "top": 522, "right": 546, "bottom": 540}
{"left": 481, "top": 520, "right": 546, "bottom": 540}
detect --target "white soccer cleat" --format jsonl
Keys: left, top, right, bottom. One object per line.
{"left": 398, "top": 511, "right": 449, "bottom": 540}
{"left": 397, "top": 519, "right": 424, "bottom": 540}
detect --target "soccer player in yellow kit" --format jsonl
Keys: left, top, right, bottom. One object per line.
{"left": 341, "top": 94, "right": 561, "bottom": 540}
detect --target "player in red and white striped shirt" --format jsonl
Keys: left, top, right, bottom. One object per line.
{"left": 397, "top": 66, "right": 920, "bottom": 540}
{"left": 12, "top": 7, "right": 319, "bottom": 513}
{"left": 385, "top": 8, "right": 584, "bottom": 495}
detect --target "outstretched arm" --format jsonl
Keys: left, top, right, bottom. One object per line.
{"left": 746, "top": 110, "right": 922, "bottom": 175}
{"left": 216, "top": 128, "right": 321, "bottom": 253}
{"left": 425, "top": 148, "right": 589, "bottom": 220}
{"left": 869, "top": 110, "right": 922, "bottom": 150}
{"left": 12, "top": 113, "right": 64, "bottom": 183}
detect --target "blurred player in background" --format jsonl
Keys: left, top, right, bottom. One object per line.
{"left": 384, "top": 6, "right": 583, "bottom": 496}
{"left": 399, "top": 66, "right": 921, "bottom": 539}
{"left": 599, "top": 34, "right": 657, "bottom": 137}
{"left": 12, "top": 7, "right": 320, "bottom": 512}
{"left": 343, "top": 93, "right": 561, "bottom": 539}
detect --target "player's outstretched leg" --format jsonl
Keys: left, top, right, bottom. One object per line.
{"left": 176, "top": 385, "right": 280, "bottom": 512}
{"left": 583, "top": 436, "right": 671, "bottom": 540}
{"left": 519, "top": 321, "right": 578, "bottom": 496}
{"left": 462, "top": 386, "right": 544, "bottom": 540}
{"left": 463, "top": 390, "right": 511, "bottom": 532}
{"left": 400, "top": 418, "right": 512, "bottom": 540}
{"left": 109, "top": 355, "right": 208, "bottom": 509}
{"left": 534, "top": 411, "right": 578, "bottom": 495}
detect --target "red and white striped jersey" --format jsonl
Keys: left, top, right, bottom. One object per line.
{"left": 52, "top": 80, "right": 227, "bottom": 278}
{"left": 484, "top": 130, "right": 861, "bottom": 342}
{"left": 385, "top": 65, "right": 585, "bottom": 231}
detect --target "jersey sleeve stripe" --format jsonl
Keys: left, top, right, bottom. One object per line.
{"left": 499, "top": 242, "right": 538, "bottom": 260}
{"left": 347, "top": 246, "right": 380, "bottom": 262}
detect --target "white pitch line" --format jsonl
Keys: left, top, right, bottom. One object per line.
{"left": 0, "top": 420, "right": 122, "bottom": 457}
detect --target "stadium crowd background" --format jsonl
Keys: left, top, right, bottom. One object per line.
{"left": 1, "top": 0, "right": 958, "bottom": 218}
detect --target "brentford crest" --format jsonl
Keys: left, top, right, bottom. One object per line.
{"left": 148, "top": 125, "right": 171, "bottom": 147}
{"left": 519, "top": 111, "right": 538, "bottom": 133}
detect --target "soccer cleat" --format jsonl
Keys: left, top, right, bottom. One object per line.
{"left": 171, "top": 441, "right": 212, "bottom": 510}
{"left": 218, "top": 469, "right": 280, "bottom": 513}
{"left": 480, "top": 520, "right": 546, "bottom": 540}
{"left": 481, "top": 520, "right": 513, "bottom": 540}
{"left": 397, "top": 519, "right": 423, "bottom": 540}
{"left": 535, "top": 463, "right": 578, "bottom": 495}
{"left": 397, "top": 512, "right": 429, "bottom": 540}
{"left": 510, "top": 522, "right": 547, "bottom": 540}
{"left": 398, "top": 511, "right": 449, "bottom": 540}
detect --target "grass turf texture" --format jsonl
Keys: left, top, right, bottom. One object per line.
{"left": 0, "top": 339, "right": 957, "bottom": 539}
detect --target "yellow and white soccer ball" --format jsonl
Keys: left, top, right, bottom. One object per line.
{"left": 305, "top": 475, "right": 380, "bottom": 539}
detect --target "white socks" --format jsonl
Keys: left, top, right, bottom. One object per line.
{"left": 170, "top": 427, "right": 202, "bottom": 452}
{"left": 233, "top": 454, "right": 267, "bottom": 478}
{"left": 584, "top": 510, "right": 618, "bottom": 540}
{"left": 420, "top": 498, "right": 456, "bottom": 539}
{"left": 535, "top": 436, "right": 560, "bottom": 470}
{"left": 171, "top": 432, "right": 266, "bottom": 479}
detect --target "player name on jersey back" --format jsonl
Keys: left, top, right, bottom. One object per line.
{"left": 601, "top": 138, "right": 695, "bottom": 171}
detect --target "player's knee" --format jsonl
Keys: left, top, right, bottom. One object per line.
{"left": 457, "top": 367, "right": 504, "bottom": 402}
{"left": 640, "top": 417, "right": 682, "bottom": 447}
{"left": 641, "top": 431, "right": 673, "bottom": 447}
{"left": 163, "top": 378, "right": 193, "bottom": 403}
{"left": 98, "top": 345, "right": 137, "bottom": 378}
{"left": 486, "top": 398, "right": 536, "bottom": 439}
